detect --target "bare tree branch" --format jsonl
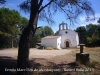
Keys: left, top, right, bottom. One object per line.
{"left": 0, "top": 0, "right": 6, "bottom": 4}
{"left": 39, "top": 0, "right": 54, "bottom": 13}
{"left": 19, "top": 0, "right": 31, "bottom": 13}
{"left": 19, "top": 0, "right": 95, "bottom": 25}
{"left": 54, "top": 1, "right": 71, "bottom": 19}
{"left": 38, "top": 0, "right": 43, "bottom": 9}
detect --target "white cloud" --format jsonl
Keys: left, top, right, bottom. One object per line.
{"left": 79, "top": 13, "right": 100, "bottom": 22}
{"left": 80, "top": 17, "right": 85, "bottom": 22}
{"left": 78, "top": 13, "right": 100, "bottom": 27}
{"left": 80, "top": 19, "right": 99, "bottom": 26}
{"left": 95, "top": 13, "right": 100, "bottom": 18}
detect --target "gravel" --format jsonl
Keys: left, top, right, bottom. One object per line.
{"left": 0, "top": 48, "right": 72, "bottom": 59}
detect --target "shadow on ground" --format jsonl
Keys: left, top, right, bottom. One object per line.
{"left": 0, "top": 56, "right": 17, "bottom": 75}
{"left": 30, "top": 59, "right": 80, "bottom": 75}
{"left": 0, "top": 56, "right": 80, "bottom": 75}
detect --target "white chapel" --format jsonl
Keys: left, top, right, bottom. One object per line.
{"left": 41, "top": 22, "right": 79, "bottom": 49}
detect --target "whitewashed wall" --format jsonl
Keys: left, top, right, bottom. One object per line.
{"left": 57, "top": 37, "right": 61, "bottom": 49}
{"left": 58, "top": 29, "right": 79, "bottom": 48}
{"left": 41, "top": 37, "right": 61, "bottom": 49}
{"left": 76, "top": 33, "right": 79, "bottom": 46}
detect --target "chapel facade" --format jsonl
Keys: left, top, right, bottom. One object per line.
{"left": 58, "top": 22, "right": 79, "bottom": 48}
{"left": 41, "top": 22, "right": 79, "bottom": 49}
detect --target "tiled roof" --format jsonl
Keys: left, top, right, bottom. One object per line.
{"left": 42, "top": 36, "right": 60, "bottom": 39}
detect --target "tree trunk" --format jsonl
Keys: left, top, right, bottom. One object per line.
{"left": 11, "top": 38, "right": 13, "bottom": 48}
{"left": 17, "top": 0, "right": 39, "bottom": 75}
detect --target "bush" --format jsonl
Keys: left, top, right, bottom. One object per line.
{"left": 38, "top": 46, "right": 45, "bottom": 49}
{"left": 45, "top": 47, "right": 54, "bottom": 50}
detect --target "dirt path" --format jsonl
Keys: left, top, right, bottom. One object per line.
{"left": 0, "top": 48, "right": 78, "bottom": 75}
{"left": 0, "top": 48, "right": 73, "bottom": 59}
{"left": 0, "top": 48, "right": 76, "bottom": 65}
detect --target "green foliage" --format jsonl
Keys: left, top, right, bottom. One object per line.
{"left": 19, "top": 17, "right": 29, "bottom": 32}
{"left": 0, "top": 8, "right": 26, "bottom": 48}
{"left": 44, "top": 26, "right": 54, "bottom": 36}
{"left": 0, "top": 19, "right": 54, "bottom": 48}
{"left": 38, "top": 46, "right": 45, "bottom": 49}
{"left": 54, "top": 30, "right": 59, "bottom": 35}
{"left": 30, "top": 26, "right": 54, "bottom": 48}
{"left": 86, "top": 37, "right": 92, "bottom": 43}
{"left": 75, "top": 19, "right": 100, "bottom": 47}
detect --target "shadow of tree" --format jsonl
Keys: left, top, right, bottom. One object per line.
{"left": 0, "top": 56, "right": 81, "bottom": 75}
{"left": 30, "top": 58, "right": 80, "bottom": 75}
{"left": 39, "top": 62, "right": 79, "bottom": 75}
{"left": 0, "top": 56, "right": 46, "bottom": 75}
{"left": 0, "top": 56, "right": 17, "bottom": 75}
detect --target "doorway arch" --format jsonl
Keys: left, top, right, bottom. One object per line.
{"left": 66, "top": 41, "right": 69, "bottom": 47}
{"left": 64, "top": 39, "right": 71, "bottom": 48}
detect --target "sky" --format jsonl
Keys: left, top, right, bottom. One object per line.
{"left": 1, "top": 0, "right": 100, "bottom": 33}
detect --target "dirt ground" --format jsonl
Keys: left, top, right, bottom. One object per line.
{"left": 0, "top": 48, "right": 81, "bottom": 75}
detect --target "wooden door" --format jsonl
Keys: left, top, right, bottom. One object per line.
{"left": 66, "top": 41, "right": 69, "bottom": 47}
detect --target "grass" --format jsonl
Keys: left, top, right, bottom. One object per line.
{"left": 69, "top": 47, "right": 100, "bottom": 75}
{"left": 55, "top": 47, "right": 100, "bottom": 75}
{"left": 84, "top": 47, "right": 100, "bottom": 64}
{"left": 32, "top": 47, "right": 100, "bottom": 75}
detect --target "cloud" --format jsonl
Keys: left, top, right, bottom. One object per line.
{"left": 95, "top": 13, "right": 100, "bottom": 18}
{"left": 78, "top": 13, "right": 100, "bottom": 27}
{"left": 79, "top": 13, "right": 100, "bottom": 22}
{"left": 80, "top": 17, "right": 85, "bottom": 22}
{"left": 80, "top": 19, "right": 99, "bottom": 26}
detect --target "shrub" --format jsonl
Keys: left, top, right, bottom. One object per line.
{"left": 45, "top": 47, "right": 54, "bottom": 50}
{"left": 38, "top": 46, "right": 45, "bottom": 49}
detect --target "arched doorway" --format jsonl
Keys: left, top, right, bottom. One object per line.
{"left": 64, "top": 39, "right": 71, "bottom": 48}
{"left": 66, "top": 41, "right": 69, "bottom": 47}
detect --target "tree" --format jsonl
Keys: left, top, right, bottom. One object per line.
{"left": 0, "top": 0, "right": 6, "bottom": 4}
{"left": 0, "top": 8, "right": 21, "bottom": 48}
{"left": 30, "top": 26, "right": 54, "bottom": 47}
{"left": 19, "top": 17, "right": 29, "bottom": 32}
{"left": 86, "top": 23, "right": 100, "bottom": 46}
{"left": 44, "top": 26, "right": 54, "bottom": 36}
{"left": 86, "top": 24, "right": 98, "bottom": 37}
{"left": 97, "top": 18, "right": 100, "bottom": 24}
{"left": 17, "top": 0, "right": 95, "bottom": 75}
{"left": 54, "top": 30, "right": 59, "bottom": 35}
{"left": 75, "top": 23, "right": 100, "bottom": 47}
